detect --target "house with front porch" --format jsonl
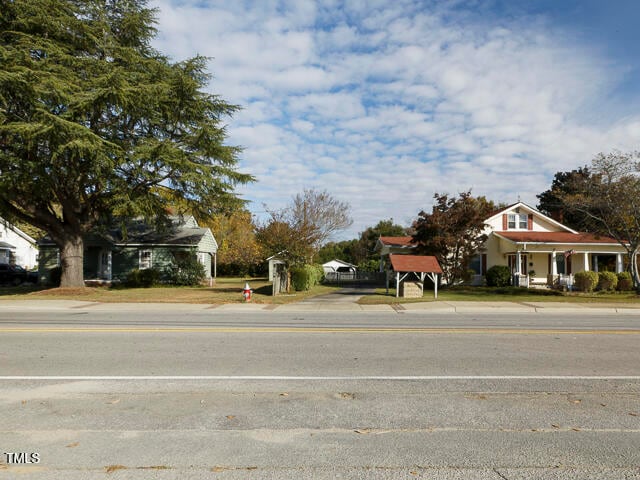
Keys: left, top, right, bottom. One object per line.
{"left": 480, "top": 203, "right": 627, "bottom": 287}
{"left": 375, "top": 202, "right": 628, "bottom": 287}
{"left": 38, "top": 215, "right": 218, "bottom": 285}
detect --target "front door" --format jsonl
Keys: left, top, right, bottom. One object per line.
{"left": 98, "top": 249, "right": 112, "bottom": 280}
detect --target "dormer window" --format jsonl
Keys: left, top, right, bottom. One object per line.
{"left": 508, "top": 213, "right": 528, "bottom": 230}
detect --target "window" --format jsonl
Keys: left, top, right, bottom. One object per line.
{"left": 507, "top": 213, "right": 528, "bottom": 230}
{"left": 468, "top": 255, "right": 482, "bottom": 275}
{"left": 139, "top": 250, "right": 152, "bottom": 270}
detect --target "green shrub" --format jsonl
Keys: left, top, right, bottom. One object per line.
{"left": 291, "top": 264, "right": 324, "bottom": 291}
{"left": 574, "top": 271, "right": 599, "bottom": 292}
{"left": 167, "top": 254, "right": 206, "bottom": 286}
{"left": 485, "top": 265, "right": 511, "bottom": 287}
{"left": 126, "top": 268, "right": 161, "bottom": 287}
{"left": 597, "top": 271, "right": 618, "bottom": 291}
{"left": 617, "top": 271, "right": 634, "bottom": 291}
{"left": 357, "top": 259, "right": 380, "bottom": 272}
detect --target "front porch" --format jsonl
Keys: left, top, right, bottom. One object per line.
{"left": 482, "top": 250, "right": 626, "bottom": 288}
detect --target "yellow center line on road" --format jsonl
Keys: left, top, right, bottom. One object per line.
{"left": 1, "top": 326, "right": 640, "bottom": 335}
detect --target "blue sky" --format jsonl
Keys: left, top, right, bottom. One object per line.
{"left": 150, "top": 0, "right": 640, "bottom": 239}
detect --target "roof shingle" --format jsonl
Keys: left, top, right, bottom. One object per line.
{"left": 390, "top": 254, "right": 442, "bottom": 273}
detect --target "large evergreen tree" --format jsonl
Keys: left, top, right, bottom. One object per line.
{"left": 0, "top": 0, "right": 252, "bottom": 286}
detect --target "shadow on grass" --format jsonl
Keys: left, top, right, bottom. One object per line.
{"left": 0, "top": 285, "right": 48, "bottom": 296}
{"left": 446, "top": 286, "right": 564, "bottom": 297}
{"left": 252, "top": 285, "right": 273, "bottom": 296}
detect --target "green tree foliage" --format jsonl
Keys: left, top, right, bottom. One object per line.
{"left": 0, "top": 0, "right": 253, "bottom": 287}
{"left": 317, "top": 219, "right": 409, "bottom": 267}
{"left": 317, "top": 239, "right": 358, "bottom": 265}
{"left": 559, "top": 152, "right": 640, "bottom": 289}
{"left": 354, "top": 219, "right": 409, "bottom": 264}
{"left": 536, "top": 167, "right": 600, "bottom": 231}
{"left": 412, "top": 191, "right": 497, "bottom": 285}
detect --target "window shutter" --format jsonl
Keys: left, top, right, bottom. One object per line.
{"left": 502, "top": 214, "right": 508, "bottom": 230}
{"left": 528, "top": 214, "right": 534, "bottom": 230}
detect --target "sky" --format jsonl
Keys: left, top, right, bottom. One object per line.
{"left": 149, "top": 0, "right": 640, "bottom": 240}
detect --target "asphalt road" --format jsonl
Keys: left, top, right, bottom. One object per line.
{"left": 1, "top": 306, "right": 639, "bottom": 479}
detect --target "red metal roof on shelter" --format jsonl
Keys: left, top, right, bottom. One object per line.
{"left": 496, "top": 231, "right": 620, "bottom": 244}
{"left": 379, "top": 236, "right": 415, "bottom": 247}
{"left": 390, "top": 254, "right": 443, "bottom": 274}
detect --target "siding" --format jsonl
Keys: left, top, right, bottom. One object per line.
{"left": 37, "top": 245, "right": 59, "bottom": 284}
{"left": 197, "top": 229, "right": 218, "bottom": 253}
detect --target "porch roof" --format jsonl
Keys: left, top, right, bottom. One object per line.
{"left": 0, "top": 241, "right": 16, "bottom": 249}
{"left": 390, "top": 254, "right": 443, "bottom": 274}
{"left": 495, "top": 231, "right": 620, "bottom": 245}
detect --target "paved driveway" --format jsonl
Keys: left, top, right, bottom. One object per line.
{"left": 299, "top": 286, "right": 377, "bottom": 303}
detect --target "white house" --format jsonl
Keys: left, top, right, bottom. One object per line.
{"left": 479, "top": 202, "right": 627, "bottom": 286}
{"left": 0, "top": 218, "right": 39, "bottom": 269}
{"left": 375, "top": 202, "right": 628, "bottom": 287}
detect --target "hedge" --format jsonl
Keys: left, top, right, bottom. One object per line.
{"left": 597, "top": 271, "right": 617, "bottom": 292}
{"left": 574, "top": 271, "right": 598, "bottom": 292}
{"left": 126, "top": 268, "right": 161, "bottom": 287}
{"left": 617, "top": 271, "right": 634, "bottom": 291}
{"left": 290, "top": 264, "right": 324, "bottom": 291}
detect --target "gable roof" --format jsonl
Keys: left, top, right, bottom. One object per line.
{"left": 0, "top": 217, "right": 37, "bottom": 245}
{"left": 322, "top": 259, "right": 356, "bottom": 268}
{"left": 485, "top": 202, "right": 578, "bottom": 234}
{"left": 390, "top": 254, "right": 442, "bottom": 273}
{"left": 39, "top": 216, "right": 216, "bottom": 249}
{"left": 495, "top": 231, "right": 621, "bottom": 245}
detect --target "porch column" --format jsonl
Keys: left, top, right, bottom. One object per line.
{"left": 616, "top": 254, "right": 624, "bottom": 273}
{"left": 106, "top": 251, "right": 112, "bottom": 281}
{"left": 515, "top": 251, "right": 522, "bottom": 274}
{"left": 213, "top": 252, "right": 217, "bottom": 280}
{"left": 593, "top": 255, "right": 599, "bottom": 272}
{"left": 551, "top": 251, "right": 558, "bottom": 275}
{"left": 583, "top": 252, "right": 590, "bottom": 271}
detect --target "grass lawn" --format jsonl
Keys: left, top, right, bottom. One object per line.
{"left": 358, "top": 285, "right": 640, "bottom": 305}
{"left": 0, "top": 277, "right": 343, "bottom": 305}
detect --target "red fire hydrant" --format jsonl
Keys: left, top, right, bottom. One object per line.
{"left": 242, "top": 282, "right": 252, "bottom": 302}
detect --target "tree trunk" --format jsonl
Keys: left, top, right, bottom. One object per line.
{"left": 631, "top": 247, "right": 640, "bottom": 291}
{"left": 59, "top": 234, "right": 85, "bottom": 288}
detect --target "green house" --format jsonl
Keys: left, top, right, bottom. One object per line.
{"left": 38, "top": 216, "right": 218, "bottom": 285}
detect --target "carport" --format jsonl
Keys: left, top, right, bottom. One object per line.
{"left": 388, "top": 254, "right": 443, "bottom": 299}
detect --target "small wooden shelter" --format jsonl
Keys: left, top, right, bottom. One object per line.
{"left": 388, "top": 254, "right": 443, "bottom": 299}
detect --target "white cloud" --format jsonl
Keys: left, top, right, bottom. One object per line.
{"left": 150, "top": 0, "right": 640, "bottom": 239}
